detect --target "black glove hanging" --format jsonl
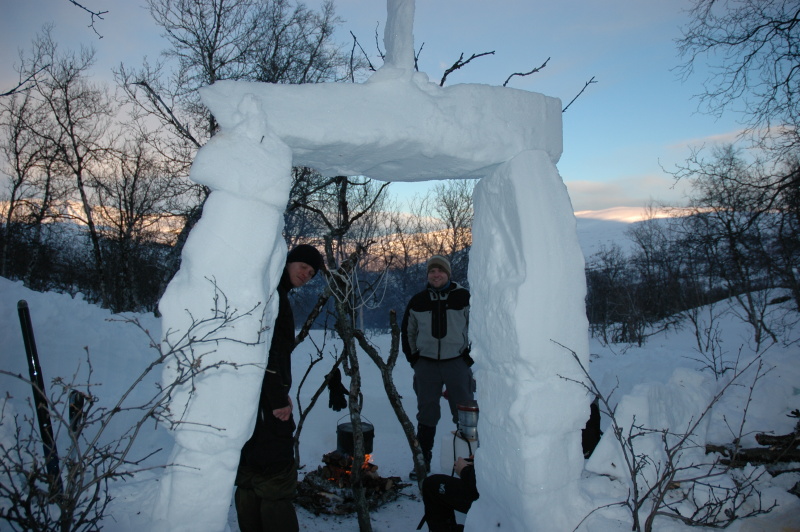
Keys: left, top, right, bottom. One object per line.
{"left": 327, "top": 367, "right": 349, "bottom": 411}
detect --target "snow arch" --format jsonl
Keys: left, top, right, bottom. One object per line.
{"left": 153, "top": 1, "right": 590, "bottom": 530}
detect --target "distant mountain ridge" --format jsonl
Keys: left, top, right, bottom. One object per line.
{"left": 574, "top": 207, "right": 647, "bottom": 257}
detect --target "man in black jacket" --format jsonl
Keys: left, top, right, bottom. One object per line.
{"left": 422, "top": 456, "right": 479, "bottom": 531}
{"left": 402, "top": 255, "right": 474, "bottom": 480}
{"left": 235, "top": 244, "right": 323, "bottom": 532}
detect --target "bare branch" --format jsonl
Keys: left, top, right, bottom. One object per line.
{"left": 0, "top": 280, "right": 261, "bottom": 529}
{"left": 439, "top": 51, "right": 495, "bottom": 87}
{"left": 0, "top": 65, "right": 51, "bottom": 97}
{"left": 373, "top": 22, "right": 385, "bottom": 62}
{"left": 562, "top": 76, "right": 597, "bottom": 113}
{"left": 354, "top": 311, "right": 427, "bottom": 485}
{"left": 350, "top": 31, "right": 376, "bottom": 74}
{"left": 66, "top": 0, "right": 108, "bottom": 38}
{"left": 131, "top": 80, "right": 202, "bottom": 149}
{"left": 557, "top": 339, "right": 773, "bottom": 531}
{"left": 502, "top": 57, "right": 550, "bottom": 87}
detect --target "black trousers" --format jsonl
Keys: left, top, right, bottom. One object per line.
{"left": 422, "top": 473, "right": 475, "bottom": 531}
{"left": 234, "top": 460, "right": 299, "bottom": 532}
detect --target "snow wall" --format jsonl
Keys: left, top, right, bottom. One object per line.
{"left": 152, "top": 0, "right": 591, "bottom": 530}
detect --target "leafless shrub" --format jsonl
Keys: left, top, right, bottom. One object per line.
{"left": 558, "top": 341, "right": 775, "bottom": 531}
{"left": 0, "top": 280, "right": 262, "bottom": 531}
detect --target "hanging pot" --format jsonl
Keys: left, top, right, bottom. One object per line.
{"left": 336, "top": 416, "right": 374, "bottom": 455}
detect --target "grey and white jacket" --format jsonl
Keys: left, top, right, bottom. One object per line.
{"left": 401, "top": 281, "right": 470, "bottom": 364}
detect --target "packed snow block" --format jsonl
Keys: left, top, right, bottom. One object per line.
{"left": 585, "top": 367, "right": 713, "bottom": 488}
{"left": 199, "top": 76, "right": 562, "bottom": 182}
{"left": 383, "top": 0, "right": 415, "bottom": 69}
{"left": 507, "top": 377, "right": 592, "bottom": 435}
{"left": 165, "top": 193, "right": 286, "bottom": 290}
{"left": 150, "top": 447, "right": 241, "bottom": 532}
{"left": 155, "top": 187, "right": 288, "bottom": 529}
{"left": 469, "top": 151, "right": 589, "bottom": 531}
{"left": 190, "top": 94, "right": 293, "bottom": 206}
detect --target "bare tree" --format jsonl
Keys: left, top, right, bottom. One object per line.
{"left": 403, "top": 179, "right": 475, "bottom": 282}
{"left": 0, "top": 90, "right": 49, "bottom": 277}
{"left": 116, "top": 0, "right": 360, "bottom": 296}
{"left": 93, "top": 133, "right": 185, "bottom": 311}
{"left": 286, "top": 170, "right": 392, "bottom": 531}
{"left": 353, "top": 311, "right": 429, "bottom": 486}
{"left": 676, "top": 145, "right": 781, "bottom": 348}
{"left": 676, "top": 0, "right": 800, "bottom": 246}
{"left": 625, "top": 206, "right": 686, "bottom": 331}
{"left": 21, "top": 27, "right": 118, "bottom": 306}
{"left": 585, "top": 243, "right": 641, "bottom": 345}
{"left": 677, "top": 0, "right": 800, "bottom": 156}
{"left": 430, "top": 179, "right": 474, "bottom": 278}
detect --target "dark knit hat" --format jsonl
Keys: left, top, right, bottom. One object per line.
{"left": 427, "top": 255, "right": 451, "bottom": 277}
{"left": 287, "top": 244, "right": 324, "bottom": 276}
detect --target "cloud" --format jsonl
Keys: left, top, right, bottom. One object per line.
{"left": 565, "top": 174, "right": 693, "bottom": 212}
{"left": 668, "top": 129, "right": 746, "bottom": 151}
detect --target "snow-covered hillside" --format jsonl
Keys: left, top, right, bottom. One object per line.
{"left": 1, "top": 274, "right": 798, "bottom": 531}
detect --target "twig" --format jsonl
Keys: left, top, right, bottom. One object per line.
{"left": 562, "top": 76, "right": 597, "bottom": 113}
{"left": 350, "top": 31, "right": 376, "bottom": 75}
{"left": 132, "top": 80, "right": 202, "bottom": 148}
{"left": 373, "top": 22, "right": 385, "bottom": 62}
{"left": 1, "top": 65, "right": 50, "bottom": 97}
{"left": 66, "top": 0, "right": 108, "bottom": 38}
{"left": 502, "top": 57, "right": 550, "bottom": 87}
{"left": 439, "top": 51, "right": 495, "bottom": 86}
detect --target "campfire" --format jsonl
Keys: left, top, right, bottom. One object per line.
{"left": 295, "top": 450, "right": 410, "bottom": 515}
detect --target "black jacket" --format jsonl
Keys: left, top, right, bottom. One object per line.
{"left": 460, "top": 464, "right": 480, "bottom": 502}
{"left": 239, "top": 269, "right": 296, "bottom": 473}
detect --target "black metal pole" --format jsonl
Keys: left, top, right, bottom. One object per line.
{"left": 17, "top": 299, "right": 62, "bottom": 494}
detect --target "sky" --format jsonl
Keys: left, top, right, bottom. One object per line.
{"left": 0, "top": 0, "right": 745, "bottom": 215}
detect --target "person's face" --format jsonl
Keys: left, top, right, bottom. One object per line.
{"left": 287, "top": 261, "right": 315, "bottom": 288}
{"left": 427, "top": 266, "right": 449, "bottom": 289}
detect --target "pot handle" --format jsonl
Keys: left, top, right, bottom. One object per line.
{"left": 337, "top": 413, "right": 373, "bottom": 425}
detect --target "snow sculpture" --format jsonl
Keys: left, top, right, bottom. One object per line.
{"left": 153, "top": 0, "right": 590, "bottom": 530}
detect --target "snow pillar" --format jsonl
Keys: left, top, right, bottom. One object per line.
{"left": 468, "top": 150, "right": 591, "bottom": 531}
{"left": 151, "top": 96, "right": 293, "bottom": 532}
{"left": 383, "top": 0, "right": 415, "bottom": 69}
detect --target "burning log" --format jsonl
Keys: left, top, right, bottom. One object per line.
{"left": 295, "top": 451, "right": 410, "bottom": 515}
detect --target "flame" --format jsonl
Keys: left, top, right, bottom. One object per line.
{"left": 325, "top": 453, "right": 374, "bottom": 482}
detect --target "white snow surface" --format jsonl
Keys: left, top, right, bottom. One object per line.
{"left": 2, "top": 278, "right": 799, "bottom": 531}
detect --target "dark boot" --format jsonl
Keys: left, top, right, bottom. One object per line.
{"left": 426, "top": 517, "right": 460, "bottom": 532}
{"left": 410, "top": 424, "right": 436, "bottom": 480}
{"left": 418, "top": 423, "right": 436, "bottom": 465}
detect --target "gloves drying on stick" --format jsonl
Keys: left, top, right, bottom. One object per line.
{"left": 327, "top": 367, "right": 349, "bottom": 411}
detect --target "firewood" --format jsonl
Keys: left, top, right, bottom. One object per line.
{"left": 706, "top": 443, "right": 800, "bottom": 467}
{"left": 754, "top": 431, "right": 799, "bottom": 450}
{"left": 295, "top": 454, "right": 411, "bottom": 516}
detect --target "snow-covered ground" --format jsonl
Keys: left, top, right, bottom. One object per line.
{"left": 1, "top": 272, "right": 798, "bottom": 531}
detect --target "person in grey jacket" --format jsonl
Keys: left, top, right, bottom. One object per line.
{"left": 401, "top": 255, "right": 474, "bottom": 480}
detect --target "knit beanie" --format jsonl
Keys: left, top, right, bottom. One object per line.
{"left": 427, "top": 255, "right": 451, "bottom": 277}
{"left": 287, "top": 244, "right": 324, "bottom": 276}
